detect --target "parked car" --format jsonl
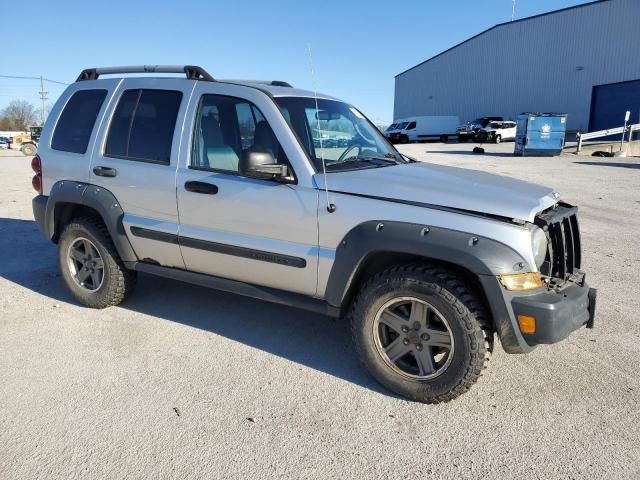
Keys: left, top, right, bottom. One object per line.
{"left": 389, "top": 116, "right": 459, "bottom": 144}
{"left": 456, "top": 116, "right": 504, "bottom": 142}
{"left": 0, "top": 136, "right": 10, "bottom": 149}
{"left": 476, "top": 120, "right": 517, "bottom": 144}
{"left": 31, "top": 65, "right": 596, "bottom": 404}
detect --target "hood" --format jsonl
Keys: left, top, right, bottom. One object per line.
{"left": 314, "top": 162, "right": 558, "bottom": 222}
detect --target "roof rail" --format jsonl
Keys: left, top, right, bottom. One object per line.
{"left": 219, "top": 79, "right": 293, "bottom": 88}
{"left": 76, "top": 65, "right": 214, "bottom": 82}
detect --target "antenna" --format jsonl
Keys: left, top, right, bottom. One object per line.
{"left": 511, "top": 0, "right": 516, "bottom": 21}
{"left": 307, "top": 44, "right": 336, "bottom": 213}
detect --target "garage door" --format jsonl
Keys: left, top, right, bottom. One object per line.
{"left": 589, "top": 79, "right": 640, "bottom": 132}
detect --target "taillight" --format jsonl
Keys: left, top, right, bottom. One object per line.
{"left": 31, "top": 155, "right": 42, "bottom": 194}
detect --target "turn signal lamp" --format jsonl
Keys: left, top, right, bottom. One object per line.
{"left": 518, "top": 315, "right": 537, "bottom": 334}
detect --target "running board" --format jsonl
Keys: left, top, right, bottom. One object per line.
{"left": 129, "top": 262, "right": 341, "bottom": 318}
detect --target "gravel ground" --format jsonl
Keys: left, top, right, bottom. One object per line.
{"left": 1, "top": 144, "right": 639, "bottom": 479}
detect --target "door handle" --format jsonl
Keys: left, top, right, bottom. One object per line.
{"left": 185, "top": 181, "right": 218, "bottom": 195}
{"left": 93, "top": 166, "right": 118, "bottom": 177}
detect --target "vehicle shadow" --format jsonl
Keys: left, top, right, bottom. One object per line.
{"left": 574, "top": 161, "right": 640, "bottom": 169}
{"left": 0, "top": 217, "right": 391, "bottom": 397}
{"left": 427, "top": 149, "right": 516, "bottom": 158}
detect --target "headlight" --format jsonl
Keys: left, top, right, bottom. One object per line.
{"left": 499, "top": 273, "right": 543, "bottom": 291}
{"left": 531, "top": 226, "right": 548, "bottom": 269}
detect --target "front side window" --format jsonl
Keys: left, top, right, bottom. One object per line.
{"left": 105, "top": 89, "right": 182, "bottom": 164}
{"left": 406, "top": 121, "right": 416, "bottom": 130}
{"left": 275, "top": 97, "right": 403, "bottom": 172}
{"left": 191, "top": 95, "right": 286, "bottom": 174}
{"left": 52, "top": 89, "right": 107, "bottom": 154}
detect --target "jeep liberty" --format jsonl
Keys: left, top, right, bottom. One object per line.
{"left": 31, "top": 65, "right": 596, "bottom": 403}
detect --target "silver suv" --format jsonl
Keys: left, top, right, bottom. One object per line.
{"left": 31, "top": 65, "right": 596, "bottom": 403}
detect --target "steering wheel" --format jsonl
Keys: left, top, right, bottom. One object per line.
{"left": 337, "top": 144, "right": 362, "bottom": 162}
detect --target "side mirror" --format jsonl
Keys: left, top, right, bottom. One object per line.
{"left": 239, "top": 148, "right": 293, "bottom": 183}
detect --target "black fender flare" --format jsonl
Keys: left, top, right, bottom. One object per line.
{"left": 324, "top": 220, "right": 528, "bottom": 308}
{"left": 44, "top": 180, "right": 138, "bottom": 262}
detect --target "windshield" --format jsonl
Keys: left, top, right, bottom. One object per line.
{"left": 275, "top": 97, "right": 404, "bottom": 171}
{"left": 487, "top": 122, "right": 502, "bottom": 129}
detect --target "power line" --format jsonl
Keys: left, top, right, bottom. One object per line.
{"left": 0, "top": 74, "right": 69, "bottom": 86}
{"left": 0, "top": 74, "right": 70, "bottom": 125}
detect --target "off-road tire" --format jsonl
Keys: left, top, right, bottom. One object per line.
{"left": 58, "top": 216, "right": 136, "bottom": 308}
{"left": 350, "top": 263, "right": 493, "bottom": 403}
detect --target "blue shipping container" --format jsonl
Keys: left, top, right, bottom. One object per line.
{"left": 514, "top": 113, "right": 567, "bottom": 156}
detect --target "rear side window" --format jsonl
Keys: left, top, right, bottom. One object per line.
{"left": 105, "top": 89, "right": 182, "bottom": 164}
{"left": 51, "top": 89, "right": 107, "bottom": 154}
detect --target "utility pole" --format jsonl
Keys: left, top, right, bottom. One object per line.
{"left": 512, "top": 0, "right": 516, "bottom": 21}
{"left": 38, "top": 76, "right": 48, "bottom": 126}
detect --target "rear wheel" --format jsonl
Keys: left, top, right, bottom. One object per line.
{"left": 350, "top": 264, "right": 492, "bottom": 403}
{"left": 58, "top": 217, "right": 136, "bottom": 308}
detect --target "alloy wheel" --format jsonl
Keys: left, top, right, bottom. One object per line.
{"left": 373, "top": 297, "right": 454, "bottom": 380}
{"left": 66, "top": 237, "right": 105, "bottom": 292}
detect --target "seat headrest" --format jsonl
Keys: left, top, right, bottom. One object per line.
{"left": 254, "top": 121, "right": 278, "bottom": 152}
{"left": 202, "top": 115, "right": 223, "bottom": 146}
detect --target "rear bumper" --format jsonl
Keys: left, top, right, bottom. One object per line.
{"left": 480, "top": 274, "right": 596, "bottom": 354}
{"left": 32, "top": 195, "right": 48, "bottom": 235}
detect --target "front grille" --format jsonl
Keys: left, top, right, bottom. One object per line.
{"left": 535, "top": 203, "right": 582, "bottom": 280}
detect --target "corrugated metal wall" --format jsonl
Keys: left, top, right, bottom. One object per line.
{"left": 394, "top": 0, "right": 640, "bottom": 131}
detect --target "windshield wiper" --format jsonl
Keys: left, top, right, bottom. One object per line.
{"left": 325, "top": 156, "right": 399, "bottom": 170}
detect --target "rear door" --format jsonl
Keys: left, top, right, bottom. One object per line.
{"left": 89, "top": 78, "right": 196, "bottom": 268}
{"left": 175, "top": 83, "right": 319, "bottom": 296}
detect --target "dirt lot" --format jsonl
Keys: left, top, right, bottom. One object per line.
{"left": 1, "top": 144, "right": 639, "bottom": 479}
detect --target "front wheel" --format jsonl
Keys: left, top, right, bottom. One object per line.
{"left": 440, "top": 135, "right": 449, "bottom": 143}
{"left": 399, "top": 135, "right": 409, "bottom": 144}
{"left": 495, "top": 135, "right": 502, "bottom": 144}
{"left": 350, "top": 264, "right": 492, "bottom": 403}
{"left": 58, "top": 217, "right": 136, "bottom": 308}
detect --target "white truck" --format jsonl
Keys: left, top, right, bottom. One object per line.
{"left": 387, "top": 116, "right": 459, "bottom": 144}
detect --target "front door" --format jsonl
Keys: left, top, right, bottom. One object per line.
{"left": 175, "top": 83, "right": 319, "bottom": 296}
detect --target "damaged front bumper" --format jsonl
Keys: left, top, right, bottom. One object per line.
{"left": 480, "top": 272, "right": 597, "bottom": 354}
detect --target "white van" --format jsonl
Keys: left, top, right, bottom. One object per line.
{"left": 392, "top": 116, "right": 460, "bottom": 144}
{"left": 383, "top": 119, "right": 409, "bottom": 140}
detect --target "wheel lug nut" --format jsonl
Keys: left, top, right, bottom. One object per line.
{"left": 402, "top": 339, "right": 410, "bottom": 345}
{"left": 421, "top": 333, "right": 429, "bottom": 341}
{"left": 401, "top": 326, "right": 409, "bottom": 333}
{"left": 416, "top": 344, "right": 423, "bottom": 351}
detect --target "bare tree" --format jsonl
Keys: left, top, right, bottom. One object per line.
{"left": 1, "top": 100, "right": 38, "bottom": 130}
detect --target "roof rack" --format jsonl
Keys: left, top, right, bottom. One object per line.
{"left": 76, "top": 65, "right": 214, "bottom": 82}
{"left": 219, "top": 79, "right": 293, "bottom": 88}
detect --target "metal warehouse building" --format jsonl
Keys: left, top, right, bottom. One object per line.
{"left": 394, "top": 0, "right": 640, "bottom": 132}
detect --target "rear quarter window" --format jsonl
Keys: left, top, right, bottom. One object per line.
{"left": 51, "top": 89, "right": 108, "bottom": 154}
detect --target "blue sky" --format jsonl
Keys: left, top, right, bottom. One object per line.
{"left": 2, "top": 0, "right": 589, "bottom": 124}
